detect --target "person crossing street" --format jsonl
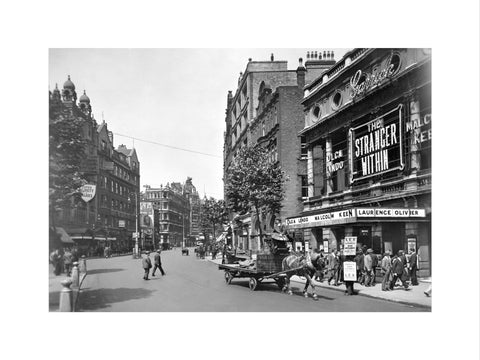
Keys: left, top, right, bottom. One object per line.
{"left": 152, "top": 249, "right": 166, "bottom": 276}
{"left": 142, "top": 251, "right": 152, "bottom": 280}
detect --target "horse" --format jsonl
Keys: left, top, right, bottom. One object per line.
{"left": 281, "top": 252, "right": 325, "bottom": 299}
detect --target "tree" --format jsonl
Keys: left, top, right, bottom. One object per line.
{"left": 200, "top": 197, "right": 228, "bottom": 247}
{"left": 49, "top": 106, "right": 88, "bottom": 248}
{"left": 224, "top": 146, "right": 287, "bottom": 247}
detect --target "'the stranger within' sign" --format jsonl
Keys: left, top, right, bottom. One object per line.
{"left": 349, "top": 105, "right": 404, "bottom": 183}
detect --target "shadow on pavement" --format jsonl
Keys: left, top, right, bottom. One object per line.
{"left": 86, "top": 268, "right": 124, "bottom": 275}
{"left": 79, "top": 287, "right": 154, "bottom": 311}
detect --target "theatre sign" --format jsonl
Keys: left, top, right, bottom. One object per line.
{"left": 286, "top": 208, "right": 425, "bottom": 229}
{"left": 349, "top": 104, "right": 404, "bottom": 183}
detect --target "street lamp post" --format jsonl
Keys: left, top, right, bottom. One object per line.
{"left": 182, "top": 213, "right": 185, "bottom": 248}
{"left": 129, "top": 192, "right": 139, "bottom": 258}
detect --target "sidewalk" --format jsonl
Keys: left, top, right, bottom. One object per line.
{"left": 207, "top": 256, "right": 431, "bottom": 309}
{"left": 49, "top": 264, "right": 87, "bottom": 312}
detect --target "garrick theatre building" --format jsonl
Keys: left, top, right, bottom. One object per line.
{"left": 286, "top": 48, "right": 431, "bottom": 277}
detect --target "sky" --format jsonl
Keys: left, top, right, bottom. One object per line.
{"left": 49, "top": 48, "right": 349, "bottom": 199}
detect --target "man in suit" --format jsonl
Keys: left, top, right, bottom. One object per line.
{"left": 152, "top": 249, "right": 166, "bottom": 276}
{"left": 364, "top": 248, "right": 375, "bottom": 287}
{"left": 142, "top": 251, "right": 152, "bottom": 280}
{"left": 327, "top": 250, "right": 340, "bottom": 286}
{"left": 389, "top": 251, "right": 409, "bottom": 290}
{"left": 408, "top": 249, "right": 419, "bottom": 285}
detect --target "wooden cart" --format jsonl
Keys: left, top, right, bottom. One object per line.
{"left": 218, "top": 263, "right": 290, "bottom": 291}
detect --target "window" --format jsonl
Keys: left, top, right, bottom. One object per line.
{"left": 301, "top": 175, "right": 308, "bottom": 198}
{"left": 331, "top": 91, "right": 343, "bottom": 110}
{"left": 300, "top": 136, "right": 308, "bottom": 159}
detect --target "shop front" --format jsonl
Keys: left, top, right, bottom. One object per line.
{"left": 286, "top": 205, "right": 431, "bottom": 277}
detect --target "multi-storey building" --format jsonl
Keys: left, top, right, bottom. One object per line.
{"left": 286, "top": 48, "right": 432, "bottom": 276}
{"left": 223, "top": 52, "right": 336, "bottom": 252}
{"left": 49, "top": 76, "right": 140, "bottom": 254}
{"left": 143, "top": 181, "right": 191, "bottom": 248}
{"left": 183, "top": 177, "right": 201, "bottom": 245}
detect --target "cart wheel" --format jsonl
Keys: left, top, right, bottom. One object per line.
{"left": 225, "top": 271, "right": 233, "bottom": 284}
{"left": 249, "top": 277, "right": 258, "bottom": 291}
{"left": 275, "top": 278, "right": 285, "bottom": 289}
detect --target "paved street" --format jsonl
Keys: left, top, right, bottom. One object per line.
{"left": 78, "top": 248, "right": 427, "bottom": 312}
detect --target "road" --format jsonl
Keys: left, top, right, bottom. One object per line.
{"left": 79, "top": 249, "right": 427, "bottom": 312}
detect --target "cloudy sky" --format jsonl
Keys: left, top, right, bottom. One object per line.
{"left": 49, "top": 48, "right": 349, "bottom": 198}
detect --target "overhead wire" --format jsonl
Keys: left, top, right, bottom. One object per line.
{"left": 113, "top": 132, "right": 222, "bottom": 158}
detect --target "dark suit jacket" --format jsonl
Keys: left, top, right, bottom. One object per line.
{"left": 154, "top": 253, "right": 161, "bottom": 265}
{"left": 391, "top": 257, "right": 404, "bottom": 275}
{"left": 142, "top": 257, "right": 152, "bottom": 269}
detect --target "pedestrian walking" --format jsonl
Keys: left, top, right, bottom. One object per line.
{"left": 408, "top": 249, "right": 419, "bottom": 285}
{"left": 314, "top": 249, "right": 325, "bottom": 282}
{"left": 398, "top": 250, "right": 409, "bottom": 285}
{"left": 142, "top": 251, "right": 152, "bottom": 280}
{"left": 364, "top": 248, "right": 375, "bottom": 287}
{"left": 50, "top": 249, "right": 62, "bottom": 276}
{"left": 327, "top": 250, "right": 340, "bottom": 286}
{"left": 389, "top": 251, "right": 409, "bottom": 290}
{"left": 371, "top": 250, "right": 378, "bottom": 286}
{"left": 354, "top": 250, "right": 365, "bottom": 285}
{"left": 152, "top": 249, "right": 166, "bottom": 276}
{"left": 381, "top": 250, "right": 392, "bottom": 291}
{"left": 63, "top": 248, "right": 73, "bottom": 277}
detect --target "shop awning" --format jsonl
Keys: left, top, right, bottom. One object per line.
{"left": 106, "top": 237, "right": 117, "bottom": 241}
{"left": 94, "top": 236, "right": 107, "bottom": 241}
{"left": 56, "top": 227, "right": 74, "bottom": 244}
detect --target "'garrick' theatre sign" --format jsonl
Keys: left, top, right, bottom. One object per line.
{"left": 349, "top": 105, "right": 404, "bottom": 182}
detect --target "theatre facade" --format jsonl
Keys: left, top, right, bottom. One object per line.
{"left": 286, "top": 48, "right": 431, "bottom": 277}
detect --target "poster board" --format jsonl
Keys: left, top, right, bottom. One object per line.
{"left": 344, "top": 236, "right": 357, "bottom": 256}
{"left": 343, "top": 261, "right": 357, "bottom": 281}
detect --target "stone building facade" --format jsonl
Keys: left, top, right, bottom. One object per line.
{"left": 143, "top": 179, "right": 196, "bottom": 248}
{"left": 286, "top": 48, "right": 432, "bottom": 276}
{"left": 49, "top": 76, "right": 140, "bottom": 254}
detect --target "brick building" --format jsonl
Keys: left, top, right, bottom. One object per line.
{"left": 286, "top": 48, "right": 432, "bottom": 276}
{"left": 49, "top": 76, "right": 140, "bottom": 254}
{"left": 223, "top": 52, "right": 335, "bottom": 251}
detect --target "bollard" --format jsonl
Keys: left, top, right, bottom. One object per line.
{"left": 59, "top": 279, "right": 73, "bottom": 312}
{"left": 71, "top": 262, "right": 80, "bottom": 288}
{"left": 79, "top": 255, "right": 87, "bottom": 274}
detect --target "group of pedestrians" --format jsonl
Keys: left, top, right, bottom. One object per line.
{"left": 379, "top": 249, "right": 421, "bottom": 291}
{"left": 49, "top": 247, "right": 79, "bottom": 276}
{"left": 317, "top": 246, "right": 425, "bottom": 296}
{"left": 142, "top": 250, "right": 166, "bottom": 280}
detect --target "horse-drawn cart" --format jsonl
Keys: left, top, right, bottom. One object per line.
{"left": 218, "top": 262, "right": 293, "bottom": 291}
{"left": 218, "top": 232, "right": 301, "bottom": 291}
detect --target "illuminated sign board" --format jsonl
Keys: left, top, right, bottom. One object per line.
{"left": 349, "top": 105, "right": 404, "bottom": 183}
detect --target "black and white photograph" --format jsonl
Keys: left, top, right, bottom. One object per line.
{"left": 2, "top": 1, "right": 479, "bottom": 360}
{"left": 48, "top": 48, "right": 433, "bottom": 313}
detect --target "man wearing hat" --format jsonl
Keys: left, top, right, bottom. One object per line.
{"left": 364, "top": 248, "right": 375, "bottom": 287}
{"left": 152, "top": 249, "right": 166, "bottom": 276}
{"left": 381, "top": 250, "right": 392, "bottom": 291}
{"left": 142, "top": 251, "right": 152, "bottom": 280}
{"left": 390, "top": 251, "right": 409, "bottom": 290}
